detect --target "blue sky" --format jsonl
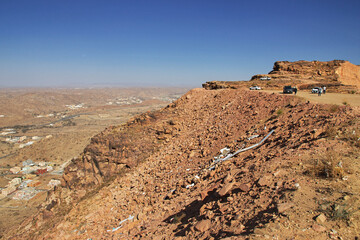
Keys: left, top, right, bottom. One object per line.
{"left": 0, "top": 0, "right": 359, "bottom": 87}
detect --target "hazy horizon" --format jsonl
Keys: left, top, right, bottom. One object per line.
{"left": 1, "top": 0, "right": 359, "bottom": 88}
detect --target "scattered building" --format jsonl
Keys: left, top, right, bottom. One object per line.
{"left": 114, "top": 97, "right": 143, "bottom": 105}
{"left": 48, "top": 179, "right": 61, "bottom": 188}
{"left": 28, "top": 180, "right": 41, "bottom": 187}
{"left": 1, "top": 185, "right": 17, "bottom": 196}
{"left": 4, "top": 136, "right": 26, "bottom": 143}
{"left": 19, "top": 160, "right": 54, "bottom": 175}
{"left": 1, "top": 128, "right": 16, "bottom": 135}
{"left": 6, "top": 177, "right": 22, "bottom": 187}
{"left": 19, "top": 180, "right": 32, "bottom": 189}
{"left": 35, "top": 168, "right": 47, "bottom": 175}
{"left": 10, "top": 166, "right": 21, "bottom": 174}
{"left": 23, "top": 159, "right": 35, "bottom": 166}
{"left": 19, "top": 141, "right": 34, "bottom": 148}
{"left": 66, "top": 103, "right": 84, "bottom": 109}
{"left": 12, "top": 187, "right": 38, "bottom": 200}
{"left": 32, "top": 136, "right": 41, "bottom": 140}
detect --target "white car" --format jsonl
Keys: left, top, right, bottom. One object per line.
{"left": 312, "top": 87, "right": 322, "bottom": 94}
{"left": 250, "top": 86, "right": 261, "bottom": 90}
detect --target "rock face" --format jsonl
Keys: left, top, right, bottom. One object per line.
{"left": 62, "top": 118, "right": 160, "bottom": 189}
{"left": 335, "top": 60, "right": 360, "bottom": 88}
{"left": 203, "top": 60, "right": 360, "bottom": 92}
{"left": 268, "top": 60, "right": 345, "bottom": 80}
{"left": 265, "top": 60, "right": 360, "bottom": 89}
{"left": 5, "top": 88, "right": 360, "bottom": 240}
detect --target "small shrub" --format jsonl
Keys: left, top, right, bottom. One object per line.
{"left": 324, "top": 126, "right": 338, "bottom": 139}
{"left": 311, "top": 151, "right": 344, "bottom": 179}
{"left": 276, "top": 108, "right": 284, "bottom": 116}
{"left": 63, "top": 119, "right": 76, "bottom": 126}
{"left": 319, "top": 202, "right": 354, "bottom": 221}
{"left": 328, "top": 104, "right": 340, "bottom": 113}
{"left": 340, "top": 128, "right": 360, "bottom": 148}
{"left": 342, "top": 101, "right": 348, "bottom": 106}
{"left": 173, "top": 212, "right": 186, "bottom": 223}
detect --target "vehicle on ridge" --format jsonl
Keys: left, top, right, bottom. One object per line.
{"left": 311, "top": 87, "right": 323, "bottom": 94}
{"left": 249, "top": 86, "right": 261, "bottom": 90}
{"left": 283, "top": 86, "right": 297, "bottom": 94}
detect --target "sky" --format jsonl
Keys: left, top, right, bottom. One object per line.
{"left": 0, "top": 0, "right": 359, "bottom": 88}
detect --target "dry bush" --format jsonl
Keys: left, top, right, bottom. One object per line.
{"left": 328, "top": 104, "right": 340, "bottom": 113}
{"left": 324, "top": 125, "right": 338, "bottom": 139}
{"left": 340, "top": 128, "right": 360, "bottom": 148}
{"left": 276, "top": 108, "right": 284, "bottom": 116}
{"left": 311, "top": 151, "right": 344, "bottom": 179}
{"left": 318, "top": 202, "right": 354, "bottom": 221}
{"left": 173, "top": 212, "right": 186, "bottom": 223}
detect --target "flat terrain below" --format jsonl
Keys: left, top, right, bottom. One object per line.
{"left": 0, "top": 87, "right": 188, "bottom": 235}
{"left": 262, "top": 90, "right": 360, "bottom": 107}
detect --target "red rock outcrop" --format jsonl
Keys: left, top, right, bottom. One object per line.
{"left": 204, "top": 60, "right": 360, "bottom": 92}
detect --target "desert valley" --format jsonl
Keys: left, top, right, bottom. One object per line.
{"left": 0, "top": 87, "right": 188, "bottom": 236}
{"left": 0, "top": 60, "right": 359, "bottom": 239}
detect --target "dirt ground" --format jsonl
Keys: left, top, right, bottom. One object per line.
{"left": 262, "top": 90, "right": 360, "bottom": 107}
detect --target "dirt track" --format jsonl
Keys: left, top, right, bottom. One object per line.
{"left": 263, "top": 90, "right": 360, "bottom": 107}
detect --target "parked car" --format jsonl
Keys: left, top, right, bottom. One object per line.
{"left": 311, "top": 87, "right": 323, "bottom": 94}
{"left": 283, "top": 86, "right": 297, "bottom": 94}
{"left": 249, "top": 86, "right": 261, "bottom": 90}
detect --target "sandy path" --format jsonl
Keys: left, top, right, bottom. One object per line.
{"left": 262, "top": 90, "right": 360, "bottom": 106}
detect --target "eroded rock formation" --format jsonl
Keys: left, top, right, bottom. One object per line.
{"left": 204, "top": 60, "right": 360, "bottom": 92}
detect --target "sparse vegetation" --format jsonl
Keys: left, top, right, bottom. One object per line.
{"left": 276, "top": 108, "right": 284, "bottom": 116}
{"left": 340, "top": 128, "right": 360, "bottom": 148}
{"left": 173, "top": 212, "right": 186, "bottom": 223}
{"left": 324, "top": 119, "right": 360, "bottom": 147}
{"left": 328, "top": 104, "right": 340, "bottom": 113}
{"left": 324, "top": 125, "right": 338, "bottom": 139}
{"left": 311, "top": 151, "right": 344, "bottom": 179}
{"left": 63, "top": 119, "right": 76, "bottom": 126}
{"left": 319, "top": 201, "right": 356, "bottom": 221}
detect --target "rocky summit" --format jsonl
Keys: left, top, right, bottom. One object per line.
{"left": 4, "top": 87, "right": 360, "bottom": 239}
{"left": 204, "top": 60, "right": 360, "bottom": 93}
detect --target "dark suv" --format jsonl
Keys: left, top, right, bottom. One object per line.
{"left": 283, "top": 86, "right": 297, "bottom": 94}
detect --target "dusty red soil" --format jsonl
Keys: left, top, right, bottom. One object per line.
{"left": 3, "top": 88, "right": 360, "bottom": 239}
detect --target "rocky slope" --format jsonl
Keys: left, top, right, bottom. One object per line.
{"left": 203, "top": 60, "right": 360, "bottom": 92}
{"left": 3, "top": 87, "right": 360, "bottom": 239}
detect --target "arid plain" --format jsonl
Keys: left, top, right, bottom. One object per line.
{"left": 0, "top": 87, "right": 188, "bottom": 235}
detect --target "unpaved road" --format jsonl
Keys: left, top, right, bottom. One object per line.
{"left": 262, "top": 90, "right": 360, "bottom": 106}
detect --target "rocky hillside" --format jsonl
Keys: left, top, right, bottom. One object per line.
{"left": 204, "top": 60, "right": 360, "bottom": 92}
{"left": 4, "top": 87, "right": 360, "bottom": 239}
